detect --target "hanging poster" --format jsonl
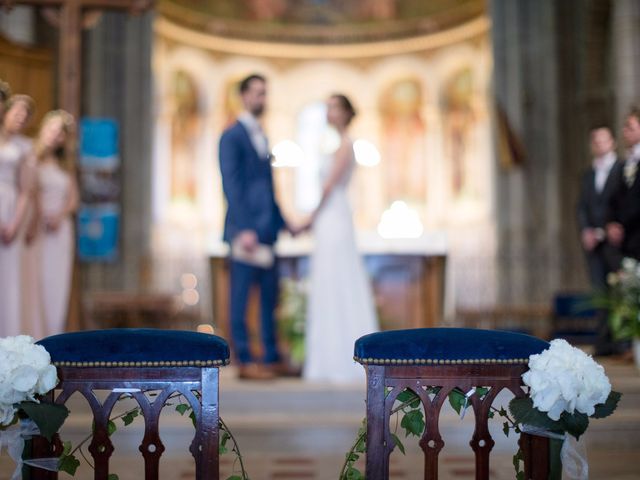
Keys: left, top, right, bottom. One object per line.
{"left": 77, "top": 118, "right": 120, "bottom": 262}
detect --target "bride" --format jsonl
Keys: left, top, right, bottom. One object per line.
{"left": 303, "top": 94, "right": 378, "bottom": 383}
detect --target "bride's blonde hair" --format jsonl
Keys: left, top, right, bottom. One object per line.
{"left": 36, "top": 109, "right": 76, "bottom": 172}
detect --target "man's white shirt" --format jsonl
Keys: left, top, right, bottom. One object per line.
{"left": 592, "top": 151, "right": 616, "bottom": 194}
{"left": 238, "top": 111, "right": 269, "bottom": 159}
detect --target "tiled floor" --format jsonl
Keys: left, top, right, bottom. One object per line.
{"left": 2, "top": 358, "right": 639, "bottom": 479}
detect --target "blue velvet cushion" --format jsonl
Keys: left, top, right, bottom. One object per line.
{"left": 354, "top": 328, "right": 549, "bottom": 365}
{"left": 37, "top": 329, "right": 230, "bottom": 367}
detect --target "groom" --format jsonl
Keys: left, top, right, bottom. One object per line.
{"left": 219, "top": 74, "right": 290, "bottom": 380}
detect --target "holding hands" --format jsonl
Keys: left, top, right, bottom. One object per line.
{"left": 288, "top": 214, "right": 314, "bottom": 237}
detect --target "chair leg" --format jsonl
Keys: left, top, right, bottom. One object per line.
{"left": 29, "top": 436, "right": 59, "bottom": 480}
{"left": 29, "top": 389, "right": 59, "bottom": 480}
{"left": 520, "top": 432, "right": 550, "bottom": 479}
{"left": 365, "top": 365, "right": 389, "bottom": 480}
{"left": 197, "top": 367, "right": 220, "bottom": 480}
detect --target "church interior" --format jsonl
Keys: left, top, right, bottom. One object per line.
{"left": 1, "top": 0, "right": 639, "bottom": 479}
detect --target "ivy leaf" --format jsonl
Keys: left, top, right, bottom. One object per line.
{"left": 448, "top": 389, "right": 466, "bottom": 415}
{"left": 503, "top": 422, "right": 510, "bottom": 437}
{"left": 344, "top": 466, "right": 364, "bottom": 480}
{"left": 592, "top": 391, "right": 622, "bottom": 419}
{"left": 226, "top": 476, "right": 243, "bottom": 480}
{"left": 219, "top": 431, "right": 230, "bottom": 454}
{"left": 476, "top": 387, "right": 490, "bottom": 399}
{"left": 346, "top": 452, "right": 359, "bottom": 463}
{"left": 560, "top": 411, "right": 589, "bottom": 440}
{"left": 62, "top": 441, "right": 73, "bottom": 456}
{"left": 108, "top": 475, "right": 119, "bottom": 480}
{"left": 18, "top": 401, "right": 69, "bottom": 441}
{"left": 58, "top": 454, "right": 81, "bottom": 475}
{"left": 189, "top": 411, "right": 197, "bottom": 428}
{"left": 107, "top": 420, "right": 117, "bottom": 436}
{"left": 400, "top": 409, "right": 425, "bottom": 437}
{"left": 121, "top": 409, "right": 139, "bottom": 426}
{"left": 175, "top": 404, "right": 190, "bottom": 416}
{"left": 508, "top": 397, "right": 562, "bottom": 433}
{"left": 396, "top": 389, "right": 421, "bottom": 409}
{"left": 512, "top": 448, "right": 523, "bottom": 469}
{"left": 354, "top": 434, "right": 366, "bottom": 454}
{"left": 391, "top": 433, "right": 406, "bottom": 455}
{"left": 357, "top": 419, "right": 367, "bottom": 437}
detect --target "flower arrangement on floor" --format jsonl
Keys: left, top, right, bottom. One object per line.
{"left": 0, "top": 336, "right": 69, "bottom": 479}
{"left": 341, "top": 339, "right": 621, "bottom": 480}
{"left": 278, "top": 278, "right": 307, "bottom": 367}
{"left": 603, "top": 257, "right": 640, "bottom": 341}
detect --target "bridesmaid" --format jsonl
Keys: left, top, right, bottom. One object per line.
{"left": 35, "top": 110, "right": 78, "bottom": 335}
{"left": 34, "top": 110, "right": 78, "bottom": 336}
{"left": 0, "top": 94, "right": 36, "bottom": 337}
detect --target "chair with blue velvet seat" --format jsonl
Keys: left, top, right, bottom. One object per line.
{"left": 354, "top": 328, "right": 550, "bottom": 480}
{"left": 31, "top": 329, "right": 230, "bottom": 480}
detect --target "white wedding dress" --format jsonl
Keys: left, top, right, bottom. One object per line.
{"left": 304, "top": 140, "right": 378, "bottom": 383}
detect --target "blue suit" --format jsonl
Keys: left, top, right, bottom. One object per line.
{"left": 219, "top": 121, "right": 284, "bottom": 364}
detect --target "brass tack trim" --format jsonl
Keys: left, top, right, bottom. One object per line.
{"left": 52, "top": 359, "right": 230, "bottom": 368}
{"left": 353, "top": 356, "right": 530, "bottom": 366}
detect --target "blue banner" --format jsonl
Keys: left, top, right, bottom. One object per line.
{"left": 77, "top": 118, "right": 120, "bottom": 262}
{"left": 77, "top": 204, "right": 120, "bottom": 262}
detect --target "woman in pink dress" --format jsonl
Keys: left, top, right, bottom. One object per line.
{"left": 33, "top": 110, "right": 78, "bottom": 336}
{"left": 0, "top": 95, "right": 36, "bottom": 337}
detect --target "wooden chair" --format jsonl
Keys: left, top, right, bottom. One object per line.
{"left": 354, "top": 328, "right": 551, "bottom": 480}
{"left": 31, "top": 328, "right": 230, "bottom": 480}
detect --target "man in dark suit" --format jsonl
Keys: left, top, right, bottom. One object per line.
{"left": 577, "top": 127, "right": 624, "bottom": 357}
{"left": 607, "top": 107, "right": 640, "bottom": 263}
{"left": 577, "top": 126, "right": 623, "bottom": 289}
{"left": 219, "top": 74, "right": 291, "bottom": 379}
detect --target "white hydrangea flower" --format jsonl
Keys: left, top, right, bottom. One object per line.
{"left": 36, "top": 365, "right": 59, "bottom": 395}
{"left": 622, "top": 257, "right": 637, "bottom": 272}
{"left": 0, "top": 404, "right": 17, "bottom": 426}
{"left": 0, "top": 336, "right": 59, "bottom": 426}
{"left": 522, "top": 339, "right": 611, "bottom": 421}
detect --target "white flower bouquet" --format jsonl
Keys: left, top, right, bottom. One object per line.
{"left": 0, "top": 336, "right": 69, "bottom": 479}
{"left": 0, "top": 336, "right": 61, "bottom": 427}
{"left": 509, "top": 339, "right": 621, "bottom": 479}
{"left": 602, "top": 257, "right": 640, "bottom": 340}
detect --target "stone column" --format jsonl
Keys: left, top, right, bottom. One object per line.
{"left": 81, "top": 11, "right": 154, "bottom": 292}
{"left": 490, "top": 0, "right": 563, "bottom": 305}
{"left": 490, "top": 0, "right": 618, "bottom": 308}
{"left": 613, "top": 0, "right": 640, "bottom": 126}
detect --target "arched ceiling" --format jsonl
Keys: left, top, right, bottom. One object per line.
{"left": 158, "top": 0, "right": 486, "bottom": 44}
